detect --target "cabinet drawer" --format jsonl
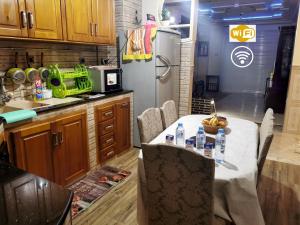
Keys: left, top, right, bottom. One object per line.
{"left": 99, "top": 132, "right": 115, "bottom": 149}
{"left": 98, "top": 119, "right": 115, "bottom": 136}
{"left": 100, "top": 146, "right": 115, "bottom": 162}
{"left": 97, "top": 105, "right": 115, "bottom": 122}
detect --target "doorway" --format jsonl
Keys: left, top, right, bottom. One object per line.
{"left": 192, "top": 0, "right": 299, "bottom": 128}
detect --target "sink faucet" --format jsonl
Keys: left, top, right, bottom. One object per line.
{"left": 0, "top": 77, "right": 12, "bottom": 106}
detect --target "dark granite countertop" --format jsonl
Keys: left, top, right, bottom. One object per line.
{"left": 0, "top": 161, "right": 73, "bottom": 225}
{"left": 34, "top": 90, "right": 133, "bottom": 114}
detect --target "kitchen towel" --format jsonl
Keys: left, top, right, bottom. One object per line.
{"left": 123, "top": 24, "right": 157, "bottom": 61}
{"left": 0, "top": 110, "right": 37, "bottom": 124}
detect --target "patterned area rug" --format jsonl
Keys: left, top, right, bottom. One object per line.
{"left": 68, "top": 166, "right": 131, "bottom": 218}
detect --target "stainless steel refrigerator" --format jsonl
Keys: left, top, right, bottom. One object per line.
{"left": 120, "top": 28, "right": 181, "bottom": 147}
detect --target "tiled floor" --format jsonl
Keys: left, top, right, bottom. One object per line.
{"left": 207, "top": 92, "right": 284, "bottom": 126}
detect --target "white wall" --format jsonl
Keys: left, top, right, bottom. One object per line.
{"left": 142, "top": 0, "right": 164, "bottom": 24}
{"left": 220, "top": 25, "right": 280, "bottom": 94}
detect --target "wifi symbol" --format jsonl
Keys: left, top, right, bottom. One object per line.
{"left": 231, "top": 46, "right": 254, "bottom": 68}
{"left": 235, "top": 51, "right": 250, "bottom": 65}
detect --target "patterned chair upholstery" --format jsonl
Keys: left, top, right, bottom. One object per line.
{"left": 142, "top": 143, "right": 218, "bottom": 225}
{"left": 160, "top": 100, "right": 178, "bottom": 129}
{"left": 257, "top": 108, "right": 274, "bottom": 180}
{"left": 137, "top": 108, "right": 164, "bottom": 144}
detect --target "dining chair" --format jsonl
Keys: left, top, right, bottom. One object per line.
{"left": 160, "top": 100, "right": 178, "bottom": 129}
{"left": 142, "top": 143, "right": 229, "bottom": 225}
{"left": 137, "top": 108, "right": 164, "bottom": 143}
{"left": 257, "top": 108, "right": 274, "bottom": 180}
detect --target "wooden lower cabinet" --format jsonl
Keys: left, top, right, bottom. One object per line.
{"left": 12, "top": 122, "right": 54, "bottom": 181}
{"left": 95, "top": 97, "right": 131, "bottom": 163}
{"left": 54, "top": 112, "right": 88, "bottom": 186}
{"left": 11, "top": 111, "right": 88, "bottom": 186}
{"left": 115, "top": 98, "right": 131, "bottom": 153}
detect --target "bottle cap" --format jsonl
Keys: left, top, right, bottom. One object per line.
{"left": 178, "top": 123, "right": 183, "bottom": 127}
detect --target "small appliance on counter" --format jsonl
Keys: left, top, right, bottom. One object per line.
{"left": 88, "top": 66, "right": 122, "bottom": 93}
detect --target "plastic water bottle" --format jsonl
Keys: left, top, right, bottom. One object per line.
{"left": 176, "top": 123, "right": 185, "bottom": 147}
{"left": 215, "top": 129, "right": 226, "bottom": 163}
{"left": 196, "top": 126, "right": 206, "bottom": 152}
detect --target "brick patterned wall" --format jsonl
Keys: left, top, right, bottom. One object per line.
{"left": 179, "top": 41, "right": 195, "bottom": 117}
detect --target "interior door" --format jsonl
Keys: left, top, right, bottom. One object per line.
{"left": 156, "top": 66, "right": 180, "bottom": 109}
{"left": 26, "top": 0, "right": 63, "bottom": 39}
{"left": 0, "top": 0, "right": 28, "bottom": 37}
{"left": 92, "top": 0, "right": 115, "bottom": 44}
{"left": 65, "top": 0, "right": 93, "bottom": 42}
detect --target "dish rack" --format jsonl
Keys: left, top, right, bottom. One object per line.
{"left": 48, "top": 64, "right": 92, "bottom": 98}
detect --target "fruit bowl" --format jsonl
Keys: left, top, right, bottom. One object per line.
{"left": 202, "top": 116, "right": 228, "bottom": 134}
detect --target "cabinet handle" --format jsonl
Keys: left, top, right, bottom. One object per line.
{"left": 121, "top": 102, "right": 128, "bottom": 108}
{"left": 58, "top": 131, "right": 64, "bottom": 144}
{"left": 105, "top": 125, "right": 113, "bottom": 130}
{"left": 105, "top": 138, "right": 114, "bottom": 144}
{"left": 90, "top": 22, "right": 94, "bottom": 36}
{"left": 52, "top": 133, "right": 59, "bottom": 147}
{"left": 104, "top": 111, "right": 112, "bottom": 116}
{"left": 20, "top": 11, "right": 27, "bottom": 28}
{"left": 95, "top": 23, "right": 98, "bottom": 36}
{"left": 28, "top": 12, "right": 34, "bottom": 29}
{"left": 106, "top": 151, "right": 114, "bottom": 157}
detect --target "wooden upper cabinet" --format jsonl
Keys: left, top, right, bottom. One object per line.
{"left": 12, "top": 122, "right": 54, "bottom": 182}
{"left": 92, "top": 0, "right": 115, "bottom": 44}
{"left": 65, "top": 0, "right": 93, "bottom": 42}
{"left": 0, "top": 0, "right": 28, "bottom": 37}
{"left": 26, "top": 0, "right": 63, "bottom": 40}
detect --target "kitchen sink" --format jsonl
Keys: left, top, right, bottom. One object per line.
{"left": 5, "top": 100, "right": 50, "bottom": 110}
{"left": 0, "top": 106, "right": 21, "bottom": 114}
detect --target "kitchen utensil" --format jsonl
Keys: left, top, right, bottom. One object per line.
{"left": 5, "top": 52, "right": 26, "bottom": 85}
{"left": 48, "top": 64, "right": 92, "bottom": 98}
{"left": 38, "top": 52, "right": 50, "bottom": 82}
{"left": 25, "top": 52, "right": 39, "bottom": 82}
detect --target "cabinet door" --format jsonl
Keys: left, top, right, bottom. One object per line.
{"left": 0, "top": 0, "right": 28, "bottom": 37}
{"left": 26, "top": 0, "right": 63, "bottom": 39}
{"left": 54, "top": 112, "right": 88, "bottom": 186}
{"left": 115, "top": 98, "right": 131, "bottom": 153}
{"left": 92, "top": 0, "right": 115, "bottom": 44}
{"left": 12, "top": 122, "right": 54, "bottom": 181}
{"left": 65, "top": 0, "right": 93, "bottom": 42}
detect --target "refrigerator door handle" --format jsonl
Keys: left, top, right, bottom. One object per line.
{"left": 156, "top": 55, "right": 171, "bottom": 80}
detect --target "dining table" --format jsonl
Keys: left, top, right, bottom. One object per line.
{"left": 137, "top": 114, "right": 265, "bottom": 225}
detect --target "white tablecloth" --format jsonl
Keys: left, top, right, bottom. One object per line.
{"left": 137, "top": 115, "right": 265, "bottom": 225}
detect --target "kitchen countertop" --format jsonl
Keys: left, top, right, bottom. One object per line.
{"left": 0, "top": 161, "right": 73, "bottom": 225}
{"left": 34, "top": 90, "right": 133, "bottom": 114}
{"left": 2, "top": 90, "right": 133, "bottom": 115}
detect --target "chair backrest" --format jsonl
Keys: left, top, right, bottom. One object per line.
{"left": 142, "top": 143, "right": 215, "bottom": 225}
{"left": 137, "top": 108, "right": 164, "bottom": 143}
{"left": 257, "top": 108, "right": 274, "bottom": 178}
{"left": 160, "top": 100, "right": 178, "bottom": 129}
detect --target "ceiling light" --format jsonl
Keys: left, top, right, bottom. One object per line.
{"left": 223, "top": 13, "right": 283, "bottom": 21}
{"left": 198, "top": 9, "right": 214, "bottom": 13}
{"left": 270, "top": 2, "right": 283, "bottom": 8}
